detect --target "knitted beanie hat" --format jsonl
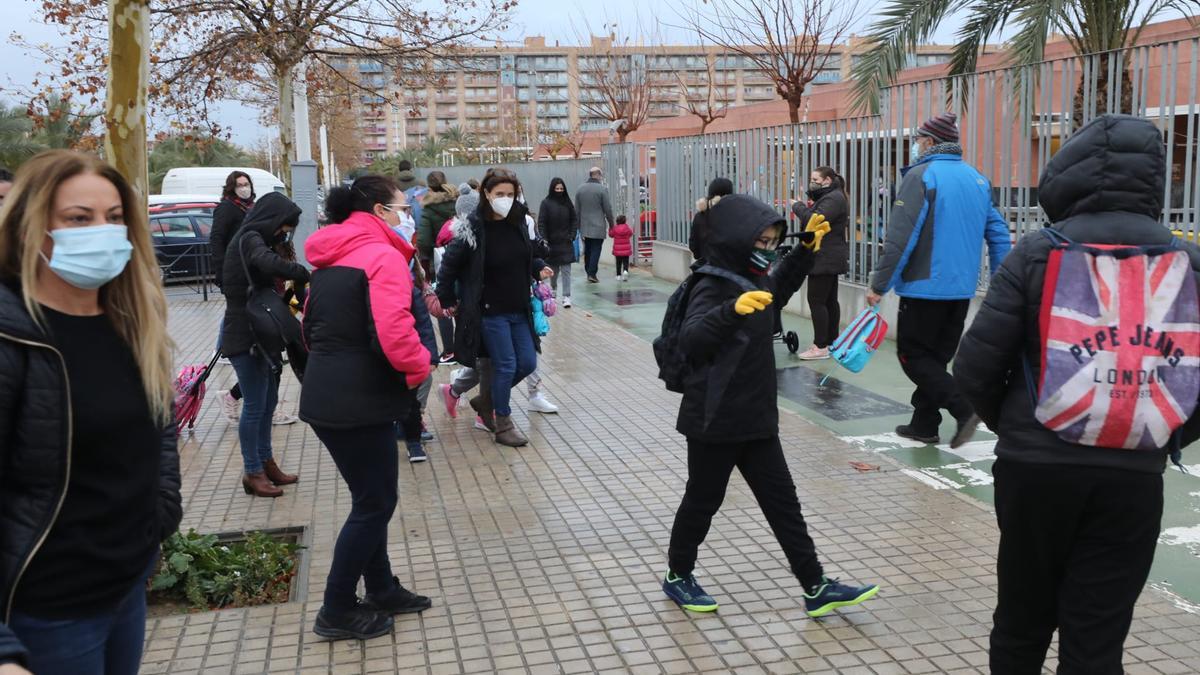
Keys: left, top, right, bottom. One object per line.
{"left": 458, "top": 182, "right": 472, "bottom": 196}
{"left": 455, "top": 190, "right": 480, "bottom": 219}
{"left": 918, "top": 112, "right": 959, "bottom": 143}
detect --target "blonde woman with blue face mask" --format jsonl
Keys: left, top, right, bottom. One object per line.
{"left": 0, "top": 150, "right": 182, "bottom": 675}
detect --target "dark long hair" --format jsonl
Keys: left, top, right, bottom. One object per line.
{"left": 547, "top": 177, "right": 570, "bottom": 202}
{"left": 222, "top": 170, "right": 254, "bottom": 201}
{"left": 478, "top": 168, "right": 522, "bottom": 221}
{"left": 813, "top": 166, "right": 847, "bottom": 196}
{"left": 324, "top": 174, "right": 400, "bottom": 224}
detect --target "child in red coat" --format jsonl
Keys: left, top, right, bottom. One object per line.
{"left": 609, "top": 215, "right": 634, "bottom": 281}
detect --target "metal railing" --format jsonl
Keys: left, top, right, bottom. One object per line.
{"left": 414, "top": 158, "right": 599, "bottom": 207}
{"left": 157, "top": 241, "right": 215, "bottom": 300}
{"left": 650, "top": 37, "right": 1200, "bottom": 287}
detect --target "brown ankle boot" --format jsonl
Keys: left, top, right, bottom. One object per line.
{"left": 263, "top": 459, "right": 298, "bottom": 485}
{"left": 493, "top": 415, "right": 528, "bottom": 447}
{"left": 469, "top": 396, "right": 496, "bottom": 432}
{"left": 242, "top": 472, "right": 283, "bottom": 498}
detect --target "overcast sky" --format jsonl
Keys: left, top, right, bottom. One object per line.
{"left": 0, "top": 0, "right": 1178, "bottom": 147}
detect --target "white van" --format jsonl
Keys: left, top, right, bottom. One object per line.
{"left": 160, "top": 167, "right": 287, "bottom": 199}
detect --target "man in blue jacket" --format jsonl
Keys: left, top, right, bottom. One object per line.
{"left": 866, "top": 112, "right": 1012, "bottom": 448}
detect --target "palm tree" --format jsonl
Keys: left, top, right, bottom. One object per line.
{"left": 849, "top": 0, "right": 1199, "bottom": 117}
{"left": 148, "top": 133, "right": 251, "bottom": 192}
{"left": 0, "top": 104, "right": 39, "bottom": 169}
{"left": 439, "top": 125, "right": 478, "bottom": 163}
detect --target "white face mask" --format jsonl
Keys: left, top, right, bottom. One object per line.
{"left": 490, "top": 196, "right": 514, "bottom": 218}
{"left": 235, "top": 186, "right": 252, "bottom": 200}
{"left": 910, "top": 141, "right": 924, "bottom": 163}
{"left": 397, "top": 213, "right": 416, "bottom": 241}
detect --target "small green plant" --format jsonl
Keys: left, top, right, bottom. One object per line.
{"left": 150, "top": 529, "right": 302, "bottom": 610}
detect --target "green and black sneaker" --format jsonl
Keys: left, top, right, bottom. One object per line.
{"left": 803, "top": 577, "right": 879, "bottom": 618}
{"left": 662, "top": 571, "right": 719, "bottom": 612}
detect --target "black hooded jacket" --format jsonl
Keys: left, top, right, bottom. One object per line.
{"left": 537, "top": 189, "right": 579, "bottom": 266}
{"left": 210, "top": 197, "right": 252, "bottom": 288}
{"left": 436, "top": 200, "right": 547, "bottom": 368}
{"left": 220, "top": 193, "right": 310, "bottom": 357}
{"left": 954, "top": 114, "right": 1200, "bottom": 473}
{"left": 676, "top": 194, "right": 815, "bottom": 442}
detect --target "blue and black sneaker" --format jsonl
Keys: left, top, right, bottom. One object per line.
{"left": 406, "top": 442, "right": 428, "bottom": 464}
{"left": 662, "top": 571, "right": 719, "bottom": 612}
{"left": 803, "top": 577, "right": 879, "bottom": 617}
{"left": 420, "top": 423, "right": 435, "bottom": 442}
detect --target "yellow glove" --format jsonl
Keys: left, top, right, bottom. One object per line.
{"left": 802, "top": 213, "right": 831, "bottom": 252}
{"left": 734, "top": 290, "right": 774, "bottom": 316}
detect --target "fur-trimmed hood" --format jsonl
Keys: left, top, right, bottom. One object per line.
{"left": 695, "top": 195, "right": 723, "bottom": 212}
{"left": 421, "top": 184, "right": 459, "bottom": 207}
{"left": 450, "top": 215, "right": 477, "bottom": 250}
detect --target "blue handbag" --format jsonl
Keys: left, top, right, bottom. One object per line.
{"left": 572, "top": 233, "right": 581, "bottom": 263}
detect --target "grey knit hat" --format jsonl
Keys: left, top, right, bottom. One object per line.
{"left": 455, "top": 190, "right": 480, "bottom": 219}
{"left": 458, "top": 182, "right": 472, "bottom": 196}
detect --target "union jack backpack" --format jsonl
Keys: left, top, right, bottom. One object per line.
{"left": 1028, "top": 229, "right": 1200, "bottom": 452}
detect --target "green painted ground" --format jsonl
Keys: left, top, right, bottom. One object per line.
{"left": 565, "top": 267, "right": 1200, "bottom": 610}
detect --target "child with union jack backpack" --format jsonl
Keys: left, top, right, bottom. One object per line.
{"left": 955, "top": 114, "right": 1200, "bottom": 673}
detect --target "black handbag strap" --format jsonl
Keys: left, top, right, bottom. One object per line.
{"left": 237, "top": 230, "right": 258, "bottom": 292}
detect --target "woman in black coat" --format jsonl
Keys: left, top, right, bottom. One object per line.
{"left": 220, "top": 192, "right": 310, "bottom": 498}
{"left": 209, "top": 171, "right": 255, "bottom": 289}
{"left": 536, "top": 177, "right": 578, "bottom": 306}
{"left": 791, "top": 167, "right": 850, "bottom": 359}
{"left": 436, "top": 170, "right": 551, "bottom": 447}
{"left": 0, "top": 151, "right": 182, "bottom": 675}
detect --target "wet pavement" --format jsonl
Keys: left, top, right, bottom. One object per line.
{"left": 143, "top": 278, "right": 1200, "bottom": 674}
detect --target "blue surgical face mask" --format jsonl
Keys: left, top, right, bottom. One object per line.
{"left": 910, "top": 141, "right": 923, "bottom": 163}
{"left": 41, "top": 224, "right": 133, "bottom": 289}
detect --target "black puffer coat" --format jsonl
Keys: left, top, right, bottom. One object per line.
{"left": 537, "top": 195, "right": 578, "bottom": 265}
{"left": 676, "top": 194, "right": 815, "bottom": 442}
{"left": 436, "top": 201, "right": 546, "bottom": 368}
{"left": 0, "top": 281, "right": 182, "bottom": 662}
{"left": 793, "top": 186, "right": 850, "bottom": 276}
{"left": 955, "top": 114, "right": 1200, "bottom": 474}
{"left": 220, "top": 193, "right": 310, "bottom": 357}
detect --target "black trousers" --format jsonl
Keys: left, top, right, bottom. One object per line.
{"left": 668, "top": 436, "right": 824, "bottom": 592}
{"left": 806, "top": 274, "right": 841, "bottom": 348}
{"left": 990, "top": 460, "right": 1163, "bottom": 675}
{"left": 314, "top": 423, "right": 400, "bottom": 611}
{"left": 896, "top": 297, "right": 972, "bottom": 432}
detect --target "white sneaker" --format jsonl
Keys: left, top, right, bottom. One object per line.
{"left": 622, "top": 271, "right": 629, "bottom": 281}
{"left": 527, "top": 392, "right": 559, "bottom": 414}
{"left": 563, "top": 297, "right": 572, "bottom": 308}
{"left": 219, "top": 390, "right": 240, "bottom": 423}
{"left": 272, "top": 409, "right": 299, "bottom": 425}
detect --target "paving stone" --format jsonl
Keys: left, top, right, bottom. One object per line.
{"left": 141, "top": 294, "right": 1200, "bottom": 673}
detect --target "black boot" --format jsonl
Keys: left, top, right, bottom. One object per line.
{"left": 361, "top": 576, "right": 433, "bottom": 615}
{"left": 313, "top": 603, "right": 394, "bottom": 641}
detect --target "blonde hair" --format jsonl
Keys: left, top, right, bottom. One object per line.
{"left": 0, "top": 150, "right": 175, "bottom": 425}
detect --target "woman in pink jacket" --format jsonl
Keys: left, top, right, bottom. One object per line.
{"left": 300, "top": 175, "right": 432, "bottom": 641}
{"left": 609, "top": 215, "right": 634, "bottom": 281}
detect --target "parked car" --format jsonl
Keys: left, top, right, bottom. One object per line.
{"left": 149, "top": 204, "right": 216, "bottom": 282}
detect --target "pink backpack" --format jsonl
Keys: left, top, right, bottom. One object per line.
{"left": 436, "top": 218, "right": 455, "bottom": 248}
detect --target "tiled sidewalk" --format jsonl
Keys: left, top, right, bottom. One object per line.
{"left": 143, "top": 290, "right": 1200, "bottom": 675}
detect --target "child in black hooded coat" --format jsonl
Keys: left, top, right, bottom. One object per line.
{"left": 662, "top": 193, "right": 880, "bottom": 618}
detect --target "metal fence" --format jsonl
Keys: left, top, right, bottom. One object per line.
{"left": 157, "top": 241, "right": 216, "bottom": 300}
{"left": 414, "top": 158, "right": 599, "bottom": 203}
{"left": 602, "top": 143, "right": 656, "bottom": 264}
{"left": 651, "top": 36, "right": 1200, "bottom": 287}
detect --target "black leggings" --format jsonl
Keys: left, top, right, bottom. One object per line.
{"left": 806, "top": 275, "right": 841, "bottom": 348}
{"left": 615, "top": 256, "right": 630, "bottom": 275}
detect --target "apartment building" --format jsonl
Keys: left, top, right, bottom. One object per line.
{"left": 336, "top": 36, "right": 960, "bottom": 163}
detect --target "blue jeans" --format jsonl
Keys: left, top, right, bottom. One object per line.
{"left": 229, "top": 350, "right": 278, "bottom": 474}
{"left": 9, "top": 554, "right": 156, "bottom": 675}
{"left": 480, "top": 314, "right": 537, "bottom": 417}
{"left": 584, "top": 237, "right": 604, "bottom": 279}
{"left": 314, "top": 423, "right": 399, "bottom": 611}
